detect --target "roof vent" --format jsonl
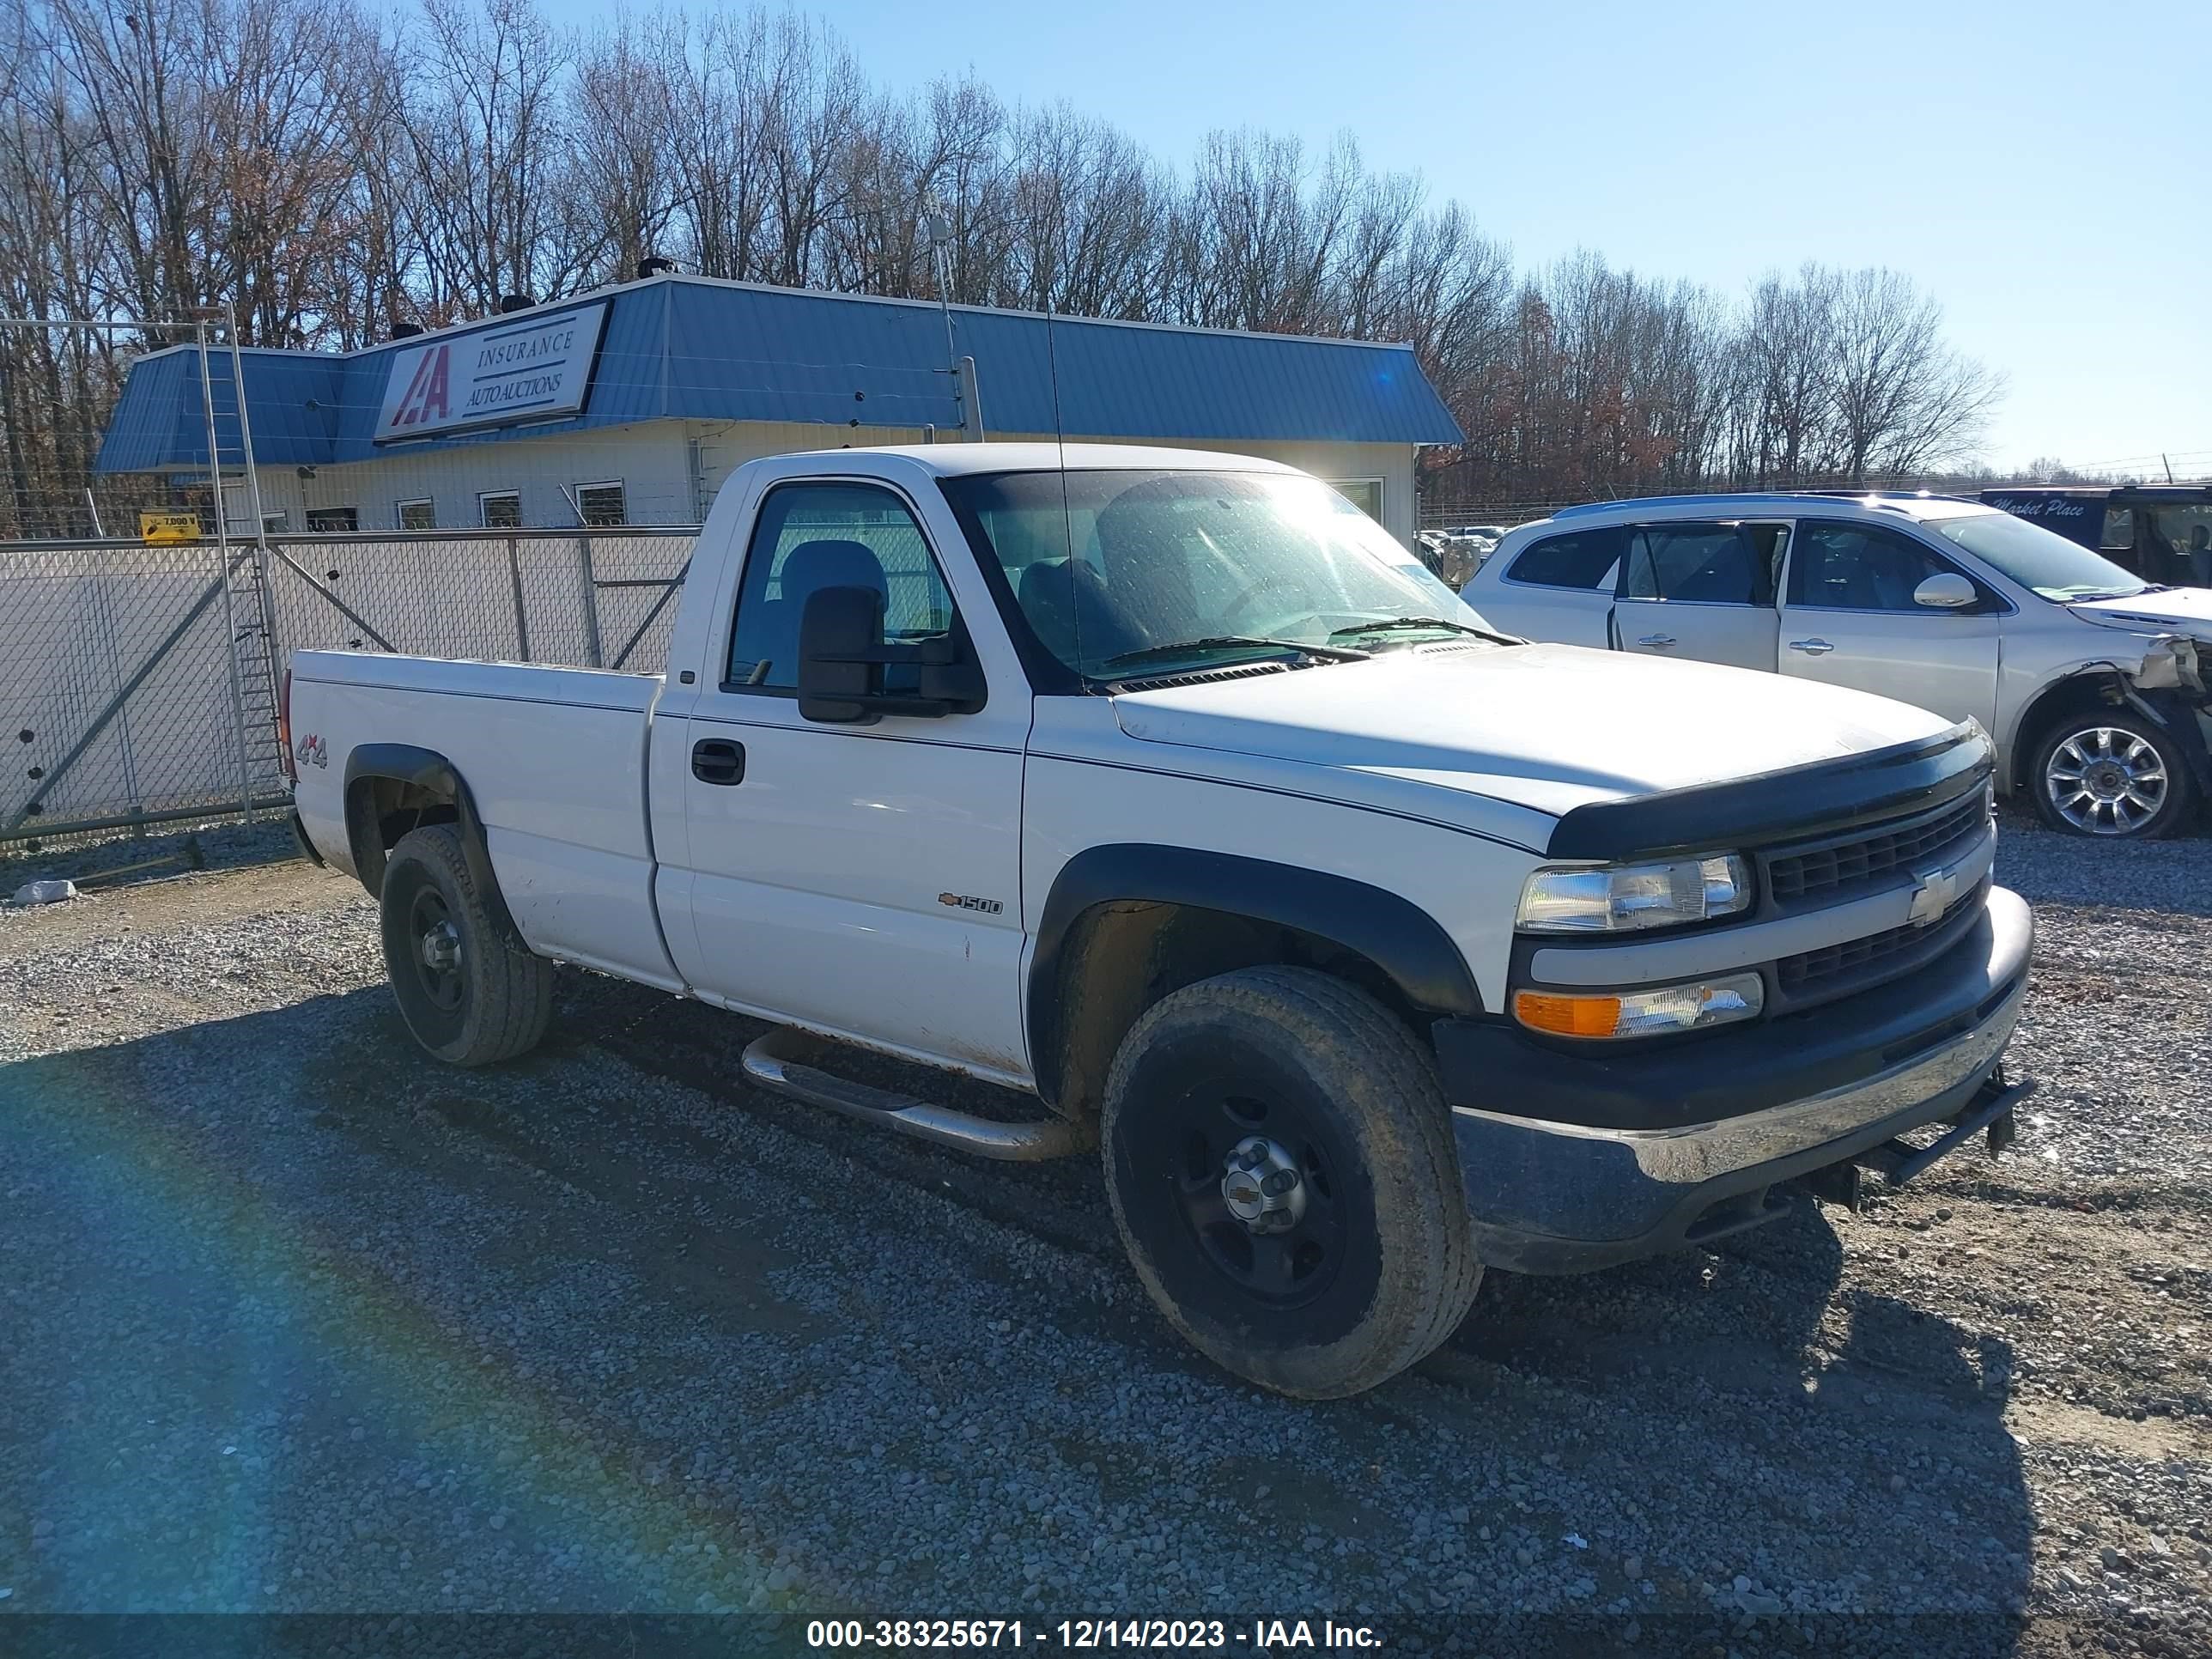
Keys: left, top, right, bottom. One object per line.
{"left": 498, "top": 293, "right": 534, "bottom": 314}
{"left": 636, "top": 257, "right": 676, "bottom": 280}
{"left": 391, "top": 321, "right": 424, "bottom": 340}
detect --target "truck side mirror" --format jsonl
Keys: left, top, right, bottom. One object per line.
{"left": 1912, "top": 572, "right": 1978, "bottom": 610}
{"left": 795, "top": 585, "right": 987, "bottom": 724}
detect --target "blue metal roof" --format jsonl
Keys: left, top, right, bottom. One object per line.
{"left": 96, "top": 276, "right": 1462, "bottom": 473}
{"left": 94, "top": 346, "right": 341, "bottom": 472}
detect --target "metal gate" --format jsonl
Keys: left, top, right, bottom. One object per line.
{"left": 2, "top": 526, "right": 693, "bottom": 848}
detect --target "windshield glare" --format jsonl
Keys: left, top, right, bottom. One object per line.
{"left": 1932, "top": 510, "right": 2149, "bottom": 601}
{"left": 943, "top": 469, "right": 1492, "bottom": 679}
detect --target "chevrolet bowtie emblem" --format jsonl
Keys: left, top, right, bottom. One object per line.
{"left": 1906, "top": 861, "right": 1961, "bottom": 927}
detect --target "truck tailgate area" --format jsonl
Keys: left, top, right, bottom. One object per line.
{"left": 289, "top": 652, "right": 679, "bottom": 988}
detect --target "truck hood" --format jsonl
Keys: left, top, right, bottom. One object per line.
{"left": 2068, "top": 587, "right": 2212, "bottom": 639}
{"left": 1110, "top": 642, "right": 1953, "bottom": 820}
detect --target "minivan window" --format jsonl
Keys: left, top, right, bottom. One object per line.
{"left": 1789, "top": 521, "right": 1984, "bottom": 611}
{"left": 1930, "top": 510, "right": 2148, "bottom": 601}
{"left": 1622, "top": 524, "right": 1760, "bottom": 604}
{"left": 1505, "top": 529, "right": 1620, "bottom": 590}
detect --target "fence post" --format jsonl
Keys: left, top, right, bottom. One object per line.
{"left": 506, "top": 535, "right": 532, "bottom": 662}
{"left": 577, "top": 534, "right": 605, "bottom": 668}
{"left": 196, "top": 322, "right": 256, "bottom": 824}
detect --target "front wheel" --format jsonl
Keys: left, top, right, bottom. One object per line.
{"left": 1100, "top": 966, "right": 1482, "bottom": 1399}
{"left": 379, "top": 823, "right": 554, "bottom": 1066}
{"left": 2030, "top": 712, "right": 2195, "bottom": 838}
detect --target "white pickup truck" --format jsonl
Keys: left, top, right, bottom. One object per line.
{"left": 287, "top": 444, "right": 2033, "bottom": 1398}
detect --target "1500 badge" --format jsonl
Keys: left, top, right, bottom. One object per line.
{"left": 938, "top": 892, "right": 1002, "bottom": 915}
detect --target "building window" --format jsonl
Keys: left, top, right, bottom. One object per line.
{"left": 575, "top": 480, "right": 627, "bottom": 527}
{"left": 261, "top": 509, "right": 289, "bottom": 532}
{"left": 397, "top": 498, "right": 435, "bottom": 531}
{"left": 479, "top": 490, "right": 521, "bottom": 529}
{"left": 306, "top": 507, "right": 359, "bottom": 532}
{"left": 1330, "top": 479, "right": 1383, "bottom": 522}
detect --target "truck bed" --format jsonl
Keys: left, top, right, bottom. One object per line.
{"left": 289, "top": 652, "right": 682, "bottom": 988}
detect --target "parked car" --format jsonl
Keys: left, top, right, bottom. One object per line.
{"left": 288, "top": 447, "right": 2032, "bottom": 1397}
{"left": 1980, "top": 484, "right": 2212, "bottom": 587}
{"left": 1414, "top": 529, "right": 1479, "bottom": 589}
{"left": 1465, "top": 491, "right": 2212, "bottom": 839}
{"left": 1448, "top": 523, "right": 1509, "bottom": 549}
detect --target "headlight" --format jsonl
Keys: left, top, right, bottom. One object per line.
{"left": 1512, "top": 973, "right": 1764, "bottom": 1040}
{"left": 1516, "top": 854, "right": 1753, "bottom": 933}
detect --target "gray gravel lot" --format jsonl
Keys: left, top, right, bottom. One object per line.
{"left": 1, "top": 817, "right": 2207, "bottom": 1657}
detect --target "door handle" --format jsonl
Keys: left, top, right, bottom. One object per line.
{"left": 1637, "top": 634, "right": 1677, "bottom": 648}
{"left": 1788, "top": 638, "right": 1836, "bottom": 656}
{"left": 690, "top": 738, "right": 745, "bottom": 785}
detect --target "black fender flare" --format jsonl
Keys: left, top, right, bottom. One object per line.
{"left": 342, "top": 743, "right": 524, "bottom": 945}
{"left": 1026, "top": 843, "right": 1483, "bottom": 1108}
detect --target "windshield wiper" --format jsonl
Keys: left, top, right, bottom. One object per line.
{"left": 1329, "top": 616, "right": 1525, "bottom": 647}
{"left": 1097, "top": 635, "right": 1371, "bottom": 672}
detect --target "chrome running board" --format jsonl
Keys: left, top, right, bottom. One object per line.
{"left": 739, "top": 1028, "right": 1085, "bottom": 1162}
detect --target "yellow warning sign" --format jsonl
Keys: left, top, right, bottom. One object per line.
{"left": 139, "top": 510, "right": 202, "bottom": 544}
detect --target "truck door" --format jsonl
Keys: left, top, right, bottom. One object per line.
{"left": 1609, "top": 521, "right": 1783, "bottom": 672}
{"left": 668, "top": 477, "right": 1032, "bottom": 1082}
{"left": 1776, "top": 519, "right": 2002, "bottom": 730}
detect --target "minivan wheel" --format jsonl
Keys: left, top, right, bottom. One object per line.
{"left": 378, "top": 823, "right": 554, "bottom": 1066}
{"left": 2030, "top": 712, "right": 2194, "bottom": 838}
{"left": 1100, "top": 966, "right": 1482, "bottom": 1399}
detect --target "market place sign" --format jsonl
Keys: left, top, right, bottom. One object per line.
{"left": 374, "top": 301, "right": 608, "bottom": 444}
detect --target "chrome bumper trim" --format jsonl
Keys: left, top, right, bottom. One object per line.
{"left": 1453, "top": 945, "right": 2027, "bottom": 1188}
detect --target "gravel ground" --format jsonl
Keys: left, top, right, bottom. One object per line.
{"left": 0, "top": 817, "right": 2206, "bottom": 1658}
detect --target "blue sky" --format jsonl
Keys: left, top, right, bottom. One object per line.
{"left": 553, "top": 0, "right": 2209, "bottom": 473}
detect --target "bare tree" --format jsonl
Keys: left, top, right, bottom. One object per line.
{"left": 401, "top": 0, "right": 579, "bottom": 313}
{"left": 570, "top": 14, "right": 680, "bottom": 289}
{"left": 0, "top": 0, "right": 2011, "bottom": 533}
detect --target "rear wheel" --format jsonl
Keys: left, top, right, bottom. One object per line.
{"left": 379, "top": 823, "right": 553, "bottom": 1066}
{"left": 2030, "top": 712, "right": 2194, "bottom": 838}
{"left": 1100, "top": 966, "right": 1482, "bottom": 1399}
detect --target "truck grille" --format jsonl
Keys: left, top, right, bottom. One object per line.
{"left": 1777, "top": 876, "right": 1989, "bottom": 998}
{"left": 1765, "top": 791, "right": 1989, "bottom": 908}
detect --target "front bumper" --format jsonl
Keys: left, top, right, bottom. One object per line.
{"left": 1437, "top": 885, "right": 2032, "bottom": 1273}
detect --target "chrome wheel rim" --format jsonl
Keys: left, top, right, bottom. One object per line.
{"left": 2044, "top": 726, "right": 2167, "bottom": 836}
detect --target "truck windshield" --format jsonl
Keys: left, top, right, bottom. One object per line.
{"left": 1930, "top": 510, "right": 2151, "bottom": 602}
{"left": 942, "top": 469, "right": 1493, "bottom": 681}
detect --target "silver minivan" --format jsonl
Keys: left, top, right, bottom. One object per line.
{"left": 1462, "top": 491, "right": 2212, "bottom": 838}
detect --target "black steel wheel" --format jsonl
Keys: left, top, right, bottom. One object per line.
{"left": 404, "top": 885, "right": 467, "bottom": 1017}
{"left": 378, "top": 823, "right": 553, "bottom": 1066}
{"left": 1101, "top": 966, "right": 1482, "bottom": 1399}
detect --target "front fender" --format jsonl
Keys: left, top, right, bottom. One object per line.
{"left": 1025, "top": 842, "right": 1483, "bottom": 1108}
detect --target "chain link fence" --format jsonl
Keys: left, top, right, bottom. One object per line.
{"left": 2, "top": 526, "right": 694, "bottom": 852}
{"left": 1420, "top": 501, "right": 1582, "bottom": 532}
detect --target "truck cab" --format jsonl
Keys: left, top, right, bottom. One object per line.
{"left": 289, "top": 447, "right": 2035, "bottom": 1398}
